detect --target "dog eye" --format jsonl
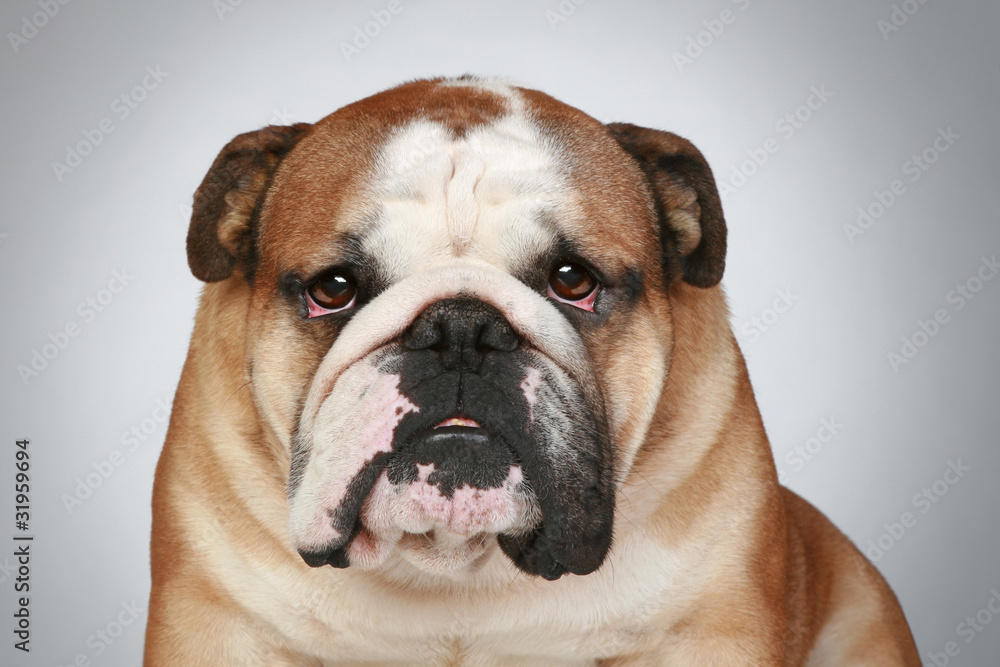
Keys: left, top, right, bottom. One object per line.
{"left": 547, "top": 262, "right": 598, "bottom": 311}
{"left": 306, "top": 271, "right": 357, "bottom": 317}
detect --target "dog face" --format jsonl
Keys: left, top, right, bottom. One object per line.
{"left": 186, "top": 77, "right": 726, "bottom": 581}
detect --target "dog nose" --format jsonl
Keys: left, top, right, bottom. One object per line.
{"left": 403, "top": 298, "right": 519, "bottom": 371}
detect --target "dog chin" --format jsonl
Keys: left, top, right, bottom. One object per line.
{"left": 347, "top": 528, "right": 497, "bottom": 576}
{"left": 346, "top": 468, "right": 541, "bottom": 575}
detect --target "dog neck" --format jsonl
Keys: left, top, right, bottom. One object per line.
{"left": 618, "top": 281, "right": 781, "bottom": 544}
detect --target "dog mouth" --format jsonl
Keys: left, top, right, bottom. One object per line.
{"left": 327, "top": 420, "right": 540, "bottom": 574}
{"left": 291, "top": 354, "right": 615, "bottom": 579}
{"left": 294, "top": 407, "right": 539, "bottom": 560}
{"left": 289, "top": 299, "right": 615, "bottom": 580}
{"left": 386, "top": 422, "right": 518, "bottom": 496}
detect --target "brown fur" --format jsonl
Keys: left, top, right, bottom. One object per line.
{"left": 147, "top": 78, "right": 919, "bottom": 665}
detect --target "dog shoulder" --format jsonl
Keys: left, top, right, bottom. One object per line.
{"left": 781, "top": 487, "right": 921, "bottom": 665}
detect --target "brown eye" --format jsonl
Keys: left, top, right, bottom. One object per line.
{"left": 306, "top": 272, "right": 357, "bottom": 316}
{"left": 548, "top": 263, "right": 597, "bottom": 302}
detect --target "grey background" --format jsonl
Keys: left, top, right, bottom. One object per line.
{"left": 2, "top": 0, "right": 998, "bottom": 665}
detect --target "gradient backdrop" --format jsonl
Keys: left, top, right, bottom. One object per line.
{"left": 2, "top": 1, "right": 998, "bottom": 665}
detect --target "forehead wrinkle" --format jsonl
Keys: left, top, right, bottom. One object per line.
{"left": 352, "top": 86, "right": 592, "bottom": 286}
{"left": 362, "top": 205, "right": 447, "bottom": 284}
{"left": 445, "top": 144, "right": 485, "bottom": 254}
{"left": 472, "top": 206, "right": 560, "bottom": 277}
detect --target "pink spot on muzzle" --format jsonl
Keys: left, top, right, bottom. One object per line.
{"left": 307, "top": 372, "right": 418, "bottom": 548}
{"left": 403, "top": 465, "right": 527, "bottom": 536}
{"left": 360, "top": 374, "right": 421, "bottom": 458}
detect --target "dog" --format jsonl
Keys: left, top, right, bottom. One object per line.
{"left": 145, "top": 76, "right": 920, "bottom": 665}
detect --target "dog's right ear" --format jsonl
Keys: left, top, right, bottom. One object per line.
{"left": 186, "top": 123, "right": 312, "bottom": 282}
{"left": 606, "top": 122, "right": 727, "bottom": 289}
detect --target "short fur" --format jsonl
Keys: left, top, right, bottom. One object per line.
{"left": 146, "top": 77, "right": 919, "bottom": 665}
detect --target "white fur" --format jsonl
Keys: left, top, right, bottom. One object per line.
{"left": 367, "top": 105, "right": 578, "bottom": 283}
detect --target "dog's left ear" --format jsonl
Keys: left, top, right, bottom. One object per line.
{"left": 607, "top": 123, "right": 727, "bottom": 288}
{"left": 186, "top": 123, "right": 312, "bottom": 282}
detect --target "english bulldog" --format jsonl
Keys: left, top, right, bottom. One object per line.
{"left": 145, "top": 76, "right": 920, "bottom": 665}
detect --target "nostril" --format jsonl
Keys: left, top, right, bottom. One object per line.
{"left": 403, "top": 320, "right": 444, "bottom": 352}
{"left": 478, "top": 319, "right": 519, "bottom": 353}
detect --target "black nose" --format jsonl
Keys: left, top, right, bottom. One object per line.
{"left": 403, "top": 299, "right": 519, "bottom": 372}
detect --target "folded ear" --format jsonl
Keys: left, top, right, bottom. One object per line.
{"left": 186, "top": 123, "right": 312, "bottom": 282}
{"left": 606, "top": 122, "right": 727, "bottom": 288}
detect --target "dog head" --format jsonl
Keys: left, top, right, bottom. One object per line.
{"left": 185, "top": 77, "right": 726, "bottom": 581}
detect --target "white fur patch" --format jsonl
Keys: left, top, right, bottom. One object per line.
{"left": 520, "top": 366, "right": 544, "bottom": 423}
{"left": 366, "top": 106, "right": 576, "bottom": 283}
{"left": 289, "top": 356, "right": 417, "bottom": 551}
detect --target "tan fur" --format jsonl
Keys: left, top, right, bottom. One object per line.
{"left": 146, "top": 78, "right": 919, "bottom": 665}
